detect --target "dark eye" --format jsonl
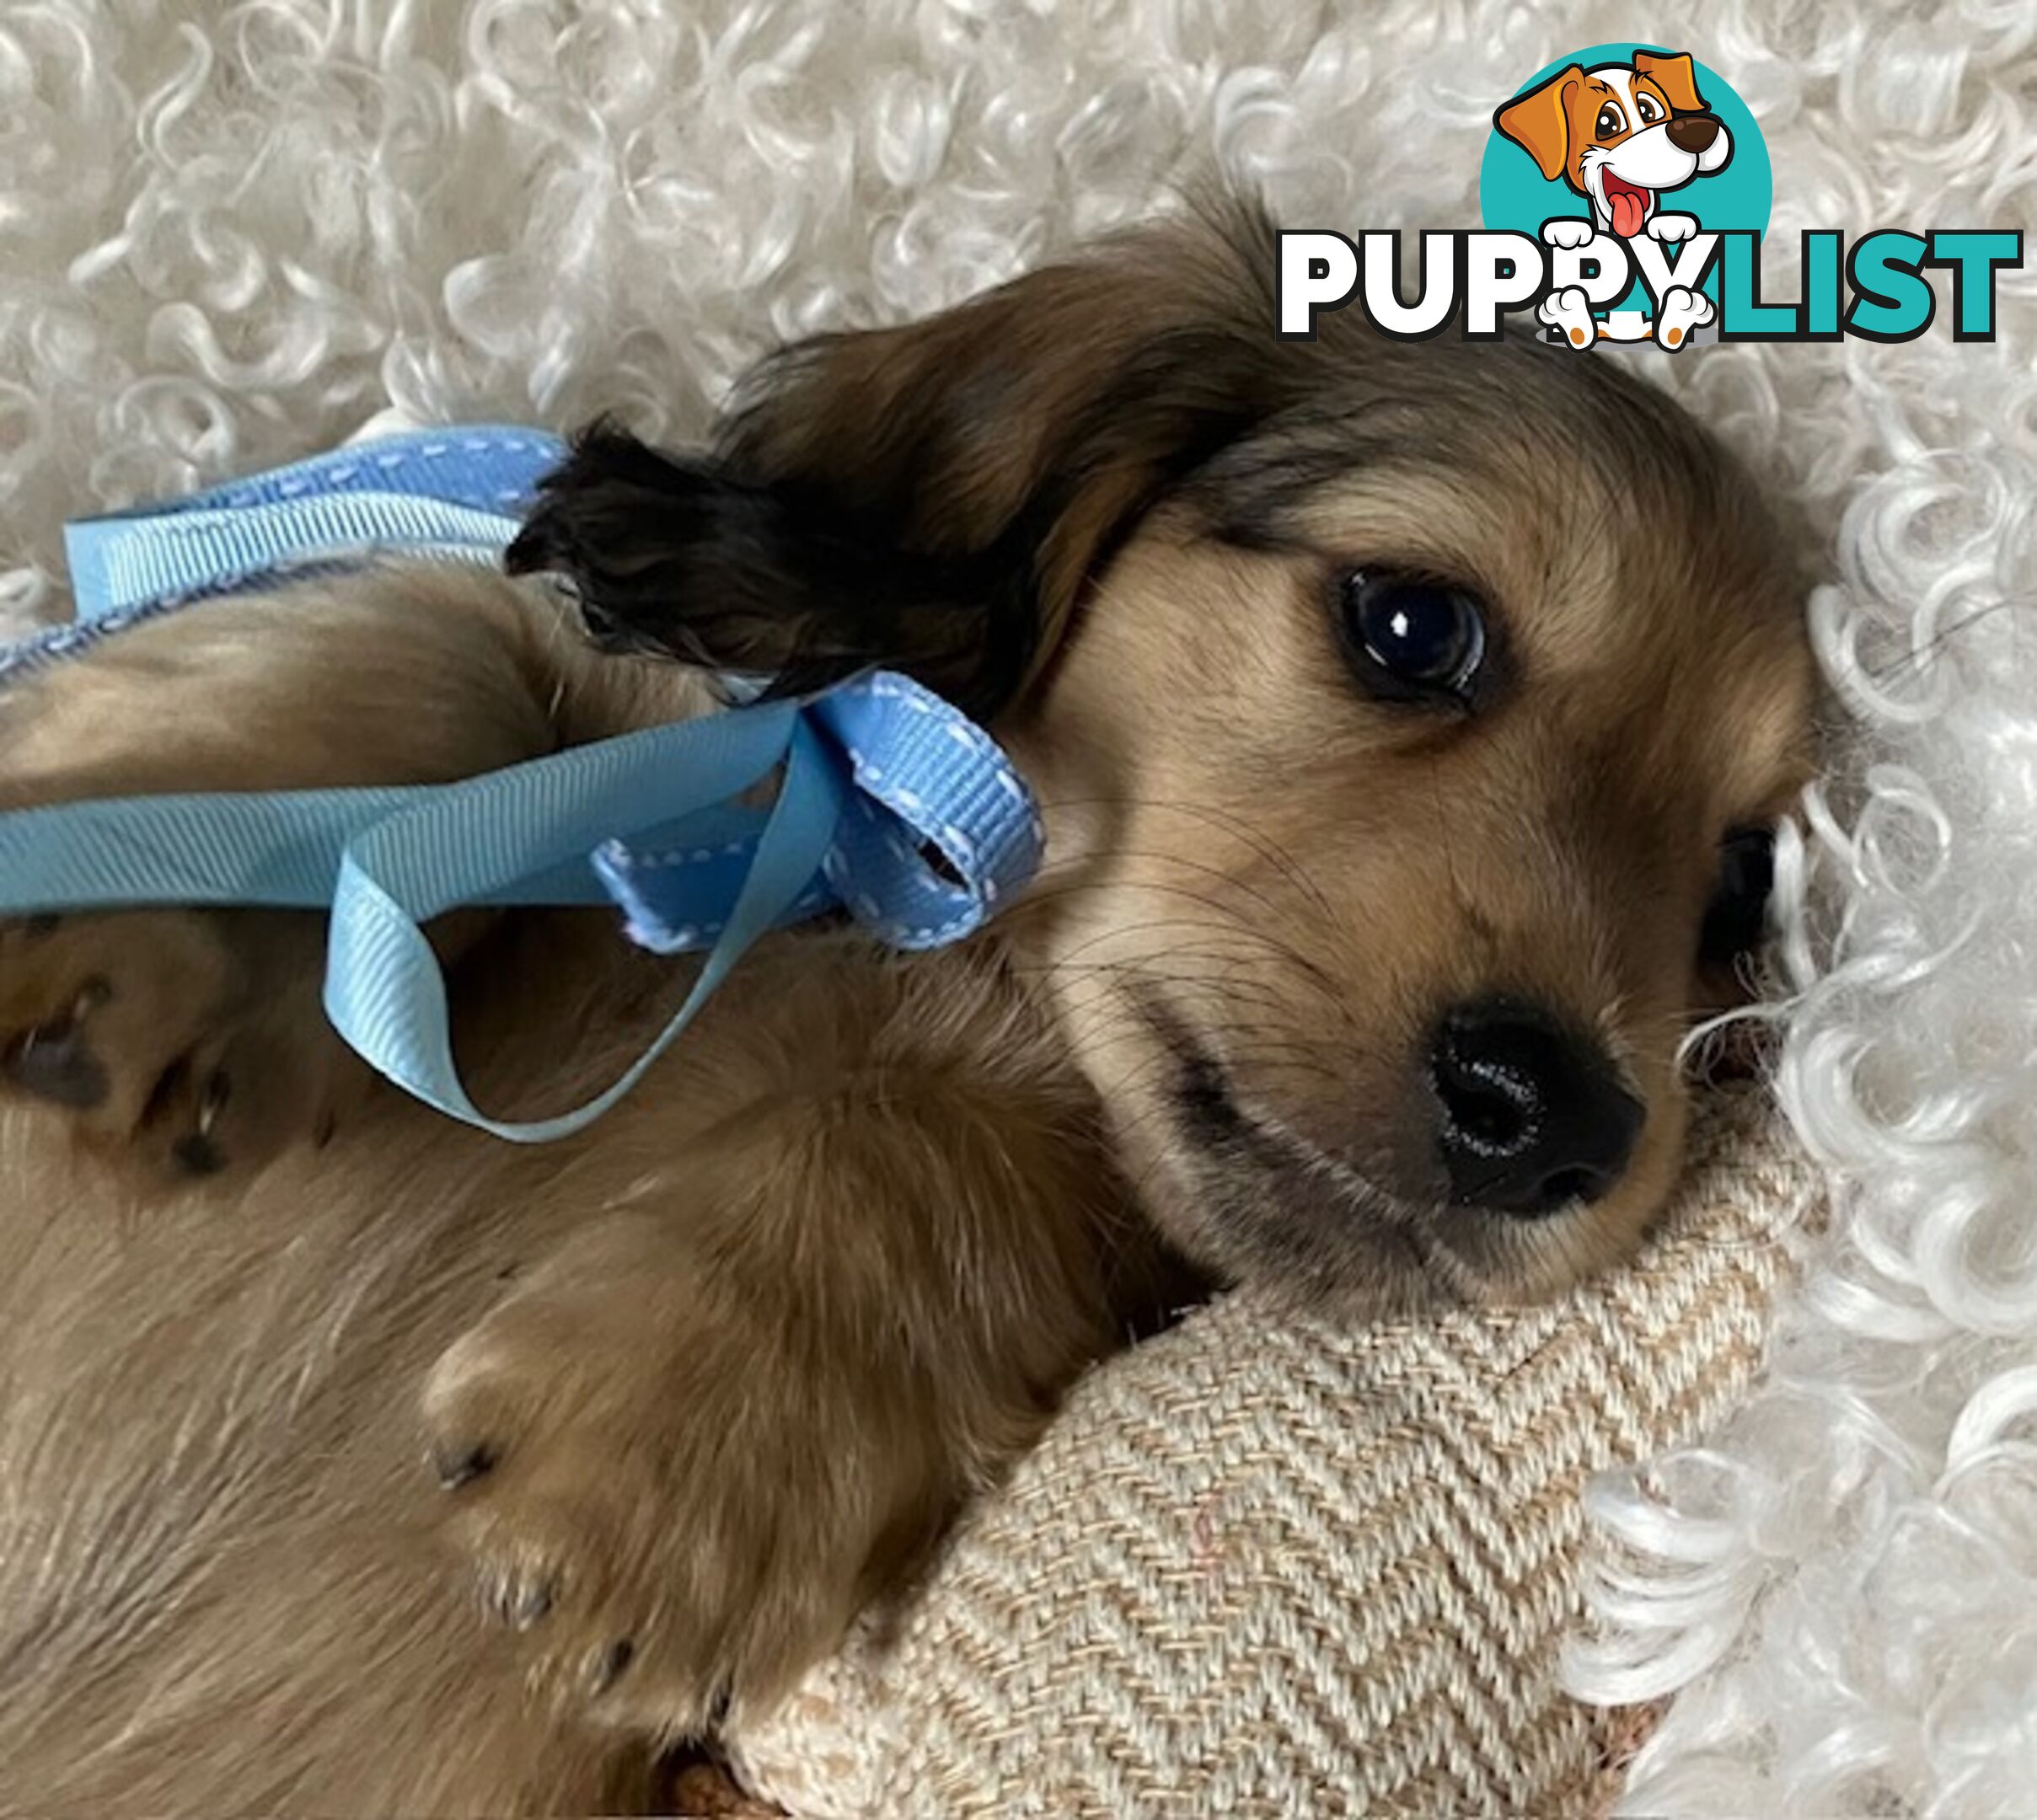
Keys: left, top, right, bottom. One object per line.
{"left": 1636, "top": 94, "right": 1661, "bottom": 124}
{"left": 1595, "top": 102, "right": 1625, "bottom": 138}
{"left": 1699, "top": 827, "right": 1776, "bottom": 966}
{"left": 1337, "top": 570, "right": 1488, "bottom": 704}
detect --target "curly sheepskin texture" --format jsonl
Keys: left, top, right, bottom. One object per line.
{"left": 2, "top": 2, "right": 2034, "bottom": 1812}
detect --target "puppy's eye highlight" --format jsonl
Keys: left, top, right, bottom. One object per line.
{"left": 1637, "top": 94, "right": 1661, "bottom": 123}
{"left": 1699, "top": 827, "right": 1776, "bottom": 966}
{"left": 1336, "top": 570, "right": 1488, "bottom": 705}
{"left": 1595, "top": 102, "right": 1626, "bottom": 138}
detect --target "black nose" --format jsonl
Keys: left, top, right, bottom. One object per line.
{"left": 1429, "top": 999, "right": 1644, "bottom": 1216}
{"left": 1665, "top": 112, "right": 1720, "bottom": 153}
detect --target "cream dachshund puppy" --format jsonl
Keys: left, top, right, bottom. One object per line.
{"left": 0, "top": 201, "right": 1812, "bottom": 1813}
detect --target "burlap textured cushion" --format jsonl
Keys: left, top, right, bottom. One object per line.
{"left": 726, "top": 1089, "right": 1815, "bottom": 1817}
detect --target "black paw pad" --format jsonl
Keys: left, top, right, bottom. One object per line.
{"left": 173, "top": 1132, "right": 226, "bottom": 1176}
{"left": 587, "top": 1638, "right": 635, "bottom": 1696}
{"left": 5, "top": 1018, "right": 109, "bottom": 1110}
{"left": 478, "top": 1566, "right": 554, "bottom": 1630}
{"left": 432, "top": 1441, "right": 497, "bottom": 1491}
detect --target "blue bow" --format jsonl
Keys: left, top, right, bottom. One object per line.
{"left": 0, "top": 428, "right": 1043, "bottom": 1142}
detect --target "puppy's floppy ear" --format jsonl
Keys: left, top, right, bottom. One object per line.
{"left": 1494, "top": 66, "right": 1581, "bottom": 182}
{"left": 506, "top": 201, "right": 1293, "bottom": 719}
{"left": 1632, "top": 50, "right": 1707, "bottom": 115}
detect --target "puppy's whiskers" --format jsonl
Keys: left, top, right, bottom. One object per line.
{"left": 1032, "top": 793, "right": 1342, "bottom": 928}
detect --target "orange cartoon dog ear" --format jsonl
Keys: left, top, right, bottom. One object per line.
{"left": 1633, "top": 49, "right": 1707, "bottom": 113}
{"left": 1493, "top": 65, "right": 1581, "bottom": 182}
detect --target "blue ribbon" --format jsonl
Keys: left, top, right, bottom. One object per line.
{"left": 0, "top": 428, "right": 1044, "bottom": 1141}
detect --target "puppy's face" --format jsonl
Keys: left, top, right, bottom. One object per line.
{"left": 519, "top": 202, "right": 1814, "bottom": 1312}
{"left": 999, "top": 357, "right": 1811, "bottom": 1309}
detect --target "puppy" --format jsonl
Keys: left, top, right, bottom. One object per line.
{"left": 0, "top": 200, "right": 1813, "bottom": 1813}
{"left": 1497, "top": 49, "right": 1734, "bottom": 244}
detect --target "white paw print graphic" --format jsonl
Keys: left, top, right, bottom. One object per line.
{"left": 1655, "top": 286, "right": 1716, "bottom": 348}
{"left": 1538, "top": 285, "right": 1597, "bottom": 349}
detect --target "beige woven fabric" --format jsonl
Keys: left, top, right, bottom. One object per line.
{"left": 727, "top": 1089, "right": 1817, "bottom": 1818}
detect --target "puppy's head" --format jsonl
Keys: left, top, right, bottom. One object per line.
{"left": 511, "top": 201, "right": 1814, "bottom": 1313}
{"left": 1496, "top": 51, "right": 1733, "bottom": 237}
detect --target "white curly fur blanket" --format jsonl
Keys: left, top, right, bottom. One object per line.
{"left": 3, "top": 3, "right": 2034, "bottom": 1812}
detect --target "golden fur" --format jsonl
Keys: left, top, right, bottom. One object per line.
{"left": 0, "top": 207, "right": 1813, "bottom": 1812}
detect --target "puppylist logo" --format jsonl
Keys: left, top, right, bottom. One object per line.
{"left": 1278, "top": 41, "right": 2022, "bottom": 350}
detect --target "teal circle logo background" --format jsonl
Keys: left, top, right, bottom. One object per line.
{"left": 1479, "top": 42, "right": 1772, "bottom": 306}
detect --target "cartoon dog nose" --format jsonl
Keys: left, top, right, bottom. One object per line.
{"left": 1429, "top": 999, "right": 1644, "bottom": 1216}
{"left": 1665, "top": 113, "right": 1721, "bottom": 154}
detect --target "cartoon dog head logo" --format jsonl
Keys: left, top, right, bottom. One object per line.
{"left": 1482, "top": 44, "right": 1772, "bottom": 350}
{"left": 1494, "top": 51, "right": 1732, "bottom": 244}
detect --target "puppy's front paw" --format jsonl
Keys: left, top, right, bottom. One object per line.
{"left": 422, "top": 1215, "right": 877, "bottom": 1737}
{"left": 0, "top": 909, "right": 351, "bottom": 1186}
{"left": 1648, "top": 212, "right": 1699, "bottom": 243}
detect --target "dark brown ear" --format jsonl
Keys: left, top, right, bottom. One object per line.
{"left": 506, "top": 200, "right": 1294, "bottom": 718}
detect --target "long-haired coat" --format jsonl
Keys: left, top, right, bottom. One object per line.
{"left": 0, "top": 201, "right": 1813, "bottom": 1813}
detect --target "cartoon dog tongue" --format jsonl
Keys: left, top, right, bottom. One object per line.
{"left": 1605, "top": 176, "right": 1649, "bottom": 238}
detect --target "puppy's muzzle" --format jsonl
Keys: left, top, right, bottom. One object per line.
{"left": 1665, "top": 113, "right": 1723, "bottom": 155}
{"left": 1429, "top": 999, "right": 1643, "bottom": 1217}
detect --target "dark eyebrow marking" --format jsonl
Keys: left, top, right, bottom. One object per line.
{"left": 1187, "top": 406, "right": 1528, "bottom": 553}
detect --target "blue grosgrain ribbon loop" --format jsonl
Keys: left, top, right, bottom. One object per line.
{"left": 0, "top": 428, "right": 1043, "bottom": 1140}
